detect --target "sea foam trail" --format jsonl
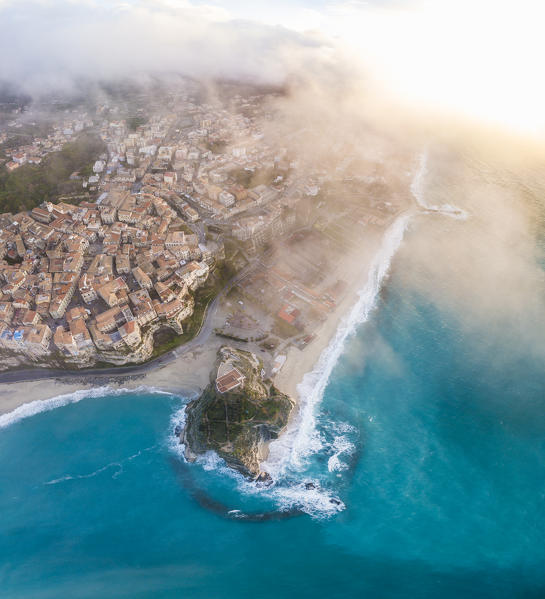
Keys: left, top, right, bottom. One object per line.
{"left": 168, "top": 160, "right": 432, "bottom": 517}
{"left": 262, "top": 211, "right": 412, "bottom": 478}
{"left": 261, "top": 148, "right": 467, "bottom": 508}
{"left": 412, "top": 150, "right": 469, "bottom": 220}
{"left": 0, "top": 385, "right": 175, "bottom": 429}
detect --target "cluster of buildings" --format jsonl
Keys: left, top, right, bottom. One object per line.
{"left": 0, "top": 188, "right": 219, "bottom": 362}
{"left": 2, "top": 111, "right": 93, "bottom": 172}
{"left": 86, "top": 91, "right": 308, "bottom": 256}
{"left": 0, "top": 79, "right": 405, "bottom": 368}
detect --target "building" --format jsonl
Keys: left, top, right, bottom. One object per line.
{"left": 93, "top": 160, "right": 106, "bottom": 174}
{"left": 132, "top": 266, "right": 152, "bottom": 289}
{"left": 218, "top": 190, "right": 235, "bottom": 207}
{"left": 69, "top": 318, "right": 94, "bottom": 351}
{"left": 94, "top": 306, "right": 125, "bottom": 333}
{"left": 54, "top": 326, "right": 78, "bottom": 356}
{"left": 216, "top": 366, "right": 245, "bottom": 393}
{"left": 115, "top": 254, "right": 131, "bottom": 275}
{"left": 97, "top": 277, "right": 129, "bottom": 307}
{"left": 119, "top": 320, "right": 142, "bottom": 348}
{"left": 78, "top": 273, "right": 98, "bottom": 303}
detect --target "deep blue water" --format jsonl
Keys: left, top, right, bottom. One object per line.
{"left": 1, "top": 219, "right": 544, "bottom": 598}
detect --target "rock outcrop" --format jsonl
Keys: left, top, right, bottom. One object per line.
{"left": 181, "top": 346, "right": 294, "bottom": 479}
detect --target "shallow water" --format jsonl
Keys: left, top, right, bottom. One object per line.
{"left": 2, "top": 149, "right": 545, "bottom": 597}
{"left": 2, "top": 213, "right": 545, "bottom": 598}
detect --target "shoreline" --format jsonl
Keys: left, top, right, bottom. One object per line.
{"left": 273, "top": 225, "right": 387, "bottom": 401}
{"left": 0, "top": 215, "right": 405, "bottom": 437}
{"left": 262, "top": 211, "right": 413, "bottom": 475}
{"left": 0, "top": 205, "right": 416, "bottom": 444}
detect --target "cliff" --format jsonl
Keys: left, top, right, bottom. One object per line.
{"left": 181, "top": 347, "right": 294, "bottom": 480}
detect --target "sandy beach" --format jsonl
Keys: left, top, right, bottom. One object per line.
{"left": 0, "top": 223, "right": 390, "bottom": 425}
{"left": 274, "top": 226, "right": 384, "bottom": 401}
{"left": 0, "top": 343, "right": 220, "bottom": 418}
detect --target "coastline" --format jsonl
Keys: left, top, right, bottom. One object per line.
{"left": 263, "top": 211, "right": 412, "bottom": 475}
{"left": 0, "top": 215, "right": 409, "bottom": 443}
{"left": 273, "top": 226, "right": 386, "bottom": 400}
{"left": 0, "top": 344, "right": 219, "bottom": 420}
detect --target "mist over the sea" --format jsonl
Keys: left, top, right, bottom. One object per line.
{"left": 1, "top": 146, "right": 544, "bottom": 597}
{"left": 1, "top": 1, "right": 545, "bottom": 596}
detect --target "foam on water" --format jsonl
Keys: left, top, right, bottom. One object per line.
{"left": 0, "top": 149, "right": 466, "bottom": 520}
{"left": 327, "top": 431, "right": 356, "bottom": 473}
{"left": 262, "top": 211, "right": 412, "bottom": 484}
{"left": 173, "top": 212, "right": 415, "bottom": 517}
{"left": 250, "top": 148, "right": 467, "bottom": 516}
{"left": 166, "top": 400, "right": 195, "bottom": 459}
{"left": 178, "top": 212, "right": 415, "bottom": 518}
{"left": 44, "top": 461, "right": 123, "bottom": 485}
{"left": 43, "top": 446, "right": 157, "bottom": 486}
{"left": 412, "top": 150, "right": 469, "bottom": 220}
{"left": 166, "top": 409, "right": 345, "bottom": 518}
{"left": 0, "top": 385, "right": 176, "bottom": 429}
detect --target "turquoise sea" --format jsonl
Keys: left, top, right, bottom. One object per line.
{"left": 1, "top": 156, "right": 544, "bottom": 598}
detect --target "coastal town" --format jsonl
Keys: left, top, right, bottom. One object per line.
{"left": 0, "top": 79, "right": 410, "bottom": 373}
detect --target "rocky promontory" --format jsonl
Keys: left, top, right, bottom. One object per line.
{"left": 181, "top": 346, "right": 294, "bottom": 480}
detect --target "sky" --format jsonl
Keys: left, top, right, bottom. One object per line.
{"left": 1, "top": 0, "right": 545, "bottom": 137}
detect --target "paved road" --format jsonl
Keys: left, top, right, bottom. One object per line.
{"left": 0, "top": 263, "right": 256, "bottom": 385}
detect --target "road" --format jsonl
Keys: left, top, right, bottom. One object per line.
{"left": 0, "top": 263, "right": 256, "bottom": 385}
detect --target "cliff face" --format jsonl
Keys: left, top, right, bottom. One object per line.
{"left": 181, "top": 347, "right": 294, "bottom": 479}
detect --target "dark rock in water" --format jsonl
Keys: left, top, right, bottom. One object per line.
{"left": 174, "top": 424, "right": 183, "bottom": 436}
{"left": 256, "top": 471, "right": 273, "bottom": 487}
{"left": 305, "top": 482, "right": 316, "bottom": 490}
{"left": 182, "top": 347, "right": 294, "bottom": 479}
{"left": 329, "top": 498, "right": 342, "bottom": 506}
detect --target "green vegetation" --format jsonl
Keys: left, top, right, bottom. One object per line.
{"left": 0, "top": 133, "right": 106, "bottom": 213}
{"left": 229, "top": 166, "right": 278, "bottom": 188}
{"left": 150, "top": 327, "right": 180, "bottom": 355}
{"left": 127, "top": 116, "right": 147, "bottom": 131}
{"left": 150, "top": 283, "right": 218, "bottom": 358}
{"left": 0, "top": 126, "right": 49, "bottom": 155}
{"left": 271, "top": 316, "right": 300, "bottom": 339}
{"left": 206, "top": 139, "right": 227, "bottom": 154}
{"left": 150, "top": 298, "right": 207, "bottom": 358}
{"left": 149, "top": 260, "right": 238, "bottom": 359}
{"left": 183, "top": 348, "right": 294, "bottom": 476}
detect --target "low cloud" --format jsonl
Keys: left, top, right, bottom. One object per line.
{"left": 0, "top": 0, "right": 329, "bottom": 95}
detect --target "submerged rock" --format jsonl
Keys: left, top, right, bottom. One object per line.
{"left": 256, "top": 471, "right": 273, "bottom": 487}
{"left": 181, "top": 346, "right": 294, "bottom": 479}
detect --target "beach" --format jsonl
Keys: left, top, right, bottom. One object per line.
{"left": 0, "top": 224, "right": 393, "bottom": 418}
{"left": 3, "top": 181, "right": 544, "bottom": 598}
{"left": 0, "top": 218, "right": 400, "bottom": 444}
{"left": 0, "top": 345, "right": 217, "bottom": 420}
{"left": 274, "top": 226, "right": 386, "bottom": 400}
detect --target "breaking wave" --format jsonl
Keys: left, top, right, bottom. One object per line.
{"left": 166, "top": 209, "right": 413, "bottom": 518}
{"left": 167, "top": 404, "right": 346, "bottom": 519}
{"left": 0, "top": 385, "right": 175, "bottom": 429}
{"left": 166, "top": 169, "right": 452, "bottom": 518}
{"left": 247, "top": 149, "right": 463, "bottom": 517}
{"left": 412, "top": 150, "right": 469, "bottom": 220}
{"left": 169, "top": 211, "right": 413, "bottom": 519}
{"left": 262, "top": 211, "right": 412, "bottom": 486}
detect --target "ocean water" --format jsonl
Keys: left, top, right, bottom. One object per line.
{"left": 1, "top": 158, "right": 545, "bottom": 598}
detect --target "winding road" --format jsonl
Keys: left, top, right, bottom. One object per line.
{"left": 0, "top": 263, "right": 256, "bottom": 385}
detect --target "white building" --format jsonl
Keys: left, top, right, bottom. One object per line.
{"left": 93, "top": 160, "right": 106, "bottom": 174}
